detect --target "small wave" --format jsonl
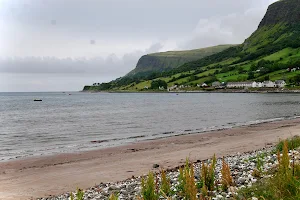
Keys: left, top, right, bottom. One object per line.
{"left": 126, "top": 135, "right": 146, "bottom": 139}
{"left": 90, "top": 140, "right": 110, "bottom": 144}
{"left": 162, "top": 131, "right": 175, "bottom": 135}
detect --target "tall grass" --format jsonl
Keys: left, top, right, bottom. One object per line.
{"left": 201, "top": 154, "right": 216, "bottom": 191}
{"left": 109, "top": 193, "right": 119, "bottom": 200}
{"left": 141, "top": 172, "right": 159, "bottom": 200}
{"left": 221, "top": 157, "right": 234, "bottom": 191}
{"left": 160, "top": 169, "right": 172, "bottom": 197}
{"left": 70, "top": 188, "right": 84, "bottom": 200}
{"left": 177, "top": 158, "right": 198, "bottom": 200}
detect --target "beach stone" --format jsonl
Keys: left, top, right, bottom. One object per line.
{"left": 194, "top": 173, "right": 200, "bottom": 180}
{"left": 108, "top": 185, "right": 120, "bottom": 191}
{"left": 237, "top": 177, "right": 246, "bottom": 184}
{"left": 153, "top": 164, "right": 160, "bottom": 168}
{"left": 120, "top": 189, "right": 128, "bottom": 195}
{"left": 228, "top": 186, "right": 237, "bottom": 193}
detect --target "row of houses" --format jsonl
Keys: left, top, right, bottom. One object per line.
{"left": 165, "top": 80, "right": 287, "bottom": 91}
{"left": 211, "top": 80, "right": 286, "bottom": 88}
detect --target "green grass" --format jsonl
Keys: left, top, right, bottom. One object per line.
{"left": 218, "top": 74, "right": 248, "bottom": 82}
{"left": 276, "top": 136, "right": 300, "bottom": 152}
{"left": 150, "top": 45, "right": 235, "bottom": 58}
{"left": 244, "top": 23, "right": 287, "bottom": 52}
{"left": 262, "top": 48, "right": 297, "bottom": 61}
{"left": 188, "top": 77, "right": 213, "bottom": 85}
{"left": 205, "top": 57, "right": 240, "bottom": 68}
{"left": 194, "top": 69, "right": 217, "bottom": 77}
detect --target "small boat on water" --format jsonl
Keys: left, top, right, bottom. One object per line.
{"left": 34, "top": 99, "right": 42, "bottom": 102}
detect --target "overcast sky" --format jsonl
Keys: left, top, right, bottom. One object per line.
{"left": 0, "top": 0, "right": 277, "bottom": 92}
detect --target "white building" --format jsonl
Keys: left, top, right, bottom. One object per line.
{"left": 256, "top": 82, "right": 263, "bottom": 88}
{"left": 197, "top": 83, "right": 208, "bottom": 87}
{"left": 168, "top": 85, "right": 178, "bottom": 91}
{"left": 263, "top": 81, "right": 275, "bottom": 88}
{"left": 275, "top": 80, "right": 286, "bottom": 88}
{"left": 226, "top": 80, "right": 285, "bottom": 89}
{"left": 226, "top": 82, "right": 255, "bottom": 88}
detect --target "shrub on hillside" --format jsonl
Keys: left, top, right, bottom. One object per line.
{"left": 150, "top": 80, "right": 168, "bottom": 90}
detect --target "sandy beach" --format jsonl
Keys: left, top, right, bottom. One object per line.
{"left": 1, "top": 118, "right": 300, "bottom": 200}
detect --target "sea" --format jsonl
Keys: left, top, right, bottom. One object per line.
{"left": 1, "top": 92, "right": 300, "bottom": 161}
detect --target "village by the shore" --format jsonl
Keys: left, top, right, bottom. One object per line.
{"left": 166, "top": 80, "right": 287, "bottom": 92}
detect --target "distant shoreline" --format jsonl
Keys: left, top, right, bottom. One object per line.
{"left": 81, "top": 89, "right": 300, "bottom": 94}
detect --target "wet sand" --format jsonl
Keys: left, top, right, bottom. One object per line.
{"left": 1, "top": 118, "right": 300, "bottom": 200}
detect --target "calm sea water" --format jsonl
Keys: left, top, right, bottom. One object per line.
{"left": 0, "top": 92, "right": 300, "bottom": 161}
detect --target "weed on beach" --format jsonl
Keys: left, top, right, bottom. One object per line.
{"left": 221, "top": 157, "right": 234, "bottom": 191}
{"left": 70, "top": 188, "right": 84, "bottom": 200}
{"left": 109, "top": 193, "right": 119, "bottom": 200}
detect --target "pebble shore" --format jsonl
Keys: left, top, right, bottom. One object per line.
{"left": 38, "top": 146, "right": 299, "bottom": 200}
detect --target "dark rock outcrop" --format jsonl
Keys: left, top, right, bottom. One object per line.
{"left": 258, "top": 0, "right": 300, "bottom": 28}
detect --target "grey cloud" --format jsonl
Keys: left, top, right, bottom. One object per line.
{"left": 0, "top": 42, "right": 164, "bottom": 76}
{"left": 0, "top": 73, "right": 114, "bottom": 92}
{"left": 0, "top": 0, "right": 275, "bottom": 38}
{"left": 179, "top": 1, "right": 277, "bottom": 49}
{"left": 0, "top": 56, "right": 131, "bottom": 76}
{"left": 0, "top": 0, "right": 279, "bottom": 91}
{"left": 145, "top": 43, "right": 164, "bottom": 54}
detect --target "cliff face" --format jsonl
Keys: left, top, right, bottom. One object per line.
{"left": 258, "top": 0, "right": 300, "bottom": 28}
{"left": 127, "top": 45, "right": 234, "bottom": 76}
{"left": 132, "top": 54, "right": 195, "bottom": 75}
{"left": 243, "top": 0, "right": 300, "bottom": 52}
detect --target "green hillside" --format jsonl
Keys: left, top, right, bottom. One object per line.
{"left": 126, "top": 44, "right": 235, "bottom": 77}
{"left": 83, "top": 0, "right": 300, "bottom": 92}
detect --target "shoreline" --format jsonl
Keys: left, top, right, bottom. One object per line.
{"left": 81, "top": 89, "right": 300, "bottom": 93}
{"left": 1, "top": 118, "right": 300, "bottom": 199}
